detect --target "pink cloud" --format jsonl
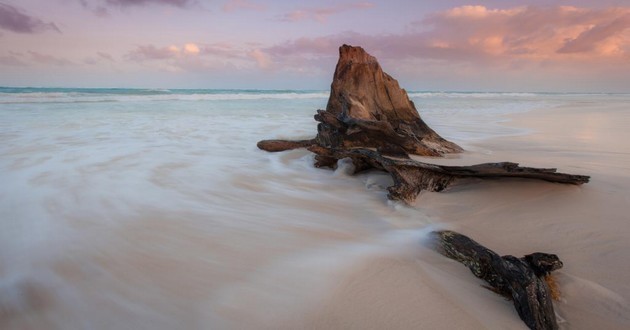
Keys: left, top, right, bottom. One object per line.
{"left": 279, "top": 2, "right": 375, "bottom": 23}
{"left": 267, "top": 36, "right": 340, "bottom": 56}
{"left": 104, "top": 0, "right": 194, "bottom": 7}
{"left": 420, "top": 5, "right": 630, "bottom": 60}
{"left": 127, "top": 43, "right": 247, "bottom": 62}
{"left": 80, "top": 0, "right": 198, "bottom": 16}
{"left": 222, "top": 0, "right": 266, "bottom": 13}
{"left": 0, "top": 3, "right": 61, "bottom": 34}
{"left": 199, "top": 42, "right": 244, "bottom": 58}
{"left": 126, "top": 45, "right": 181, "bottom": 61}
{"left": 79, "top": 0, "right": 110, "bottom": 17}
{"left": 97, "top": 51, "right": 115, "bottom": 61}
{"left": 267, "top": 5, "right": 630, "bottom": 68}
{"left": 558, "top": 13, "right": 630, "bottom": 54}
{"left": 0, "top": 52, "right": 27, "bottom": 66}
{"left": 84, "top": 51, "right": 116, "bottom": 65}
{"left": 124, "top": 42, "right": 255, "bottom": 73}
{"left": 248, "top": 49, "right": 272, "bottom": 69}
{"left": 28, "top": 51, "right": 72, "bottom": 66}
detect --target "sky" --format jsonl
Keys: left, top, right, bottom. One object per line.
{"left": 0, "top": 0, "right": 629, "bottom": 92}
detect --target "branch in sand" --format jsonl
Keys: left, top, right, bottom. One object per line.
{"left": 430, "top": 230, "right": 563, "bottom": 330}
{"left": 256, "top": 139, "right": 316, "bottom": 152}
{"left": 307, "top": 147, "right": 589, "bottom": 203}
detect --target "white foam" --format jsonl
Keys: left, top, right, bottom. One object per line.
{"left": 0, "top": 91, "right": 330, "bottom": 104}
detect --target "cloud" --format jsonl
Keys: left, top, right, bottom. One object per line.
{"left": 124, "top": 42, "right": 256, "bottom": 74}
{"left": 104, "top": 0, "right": 194, "bottom": 7}
{"left": 122, "top": 41, "right": 296, "bottom": 75}
{"left": 0, "top": 52, "right": 27, "bottom": 66}
{"left": 222, "top": 0, "right": 266, "bottom": 13}
{"left": 279, "top": 2, "right": 374, "bottom": 23}
{"left": 126, "top": 44, "right": 181, "bottom": 61}
{"left": 115, "top": 5, "right": 629, "bottom": 87}
{"left": 267, "top": 5, "right": 630, "bottom": 67}
{"left": 184, "top": 43, "right": 200, "bottom": 54}
{"left": 79, "top": 0, "right": 110, "bottom": 17}
{"left": 248, "top": 49, "right": 271, "bottom": 69}
{"left": 97, "top": 51, "right": 115, "bottom": 61}
{"left": 199, "top": 42, "right": 241, "bottom": 57}
{"left": 0, "top": 3, "right": 61, "bottom": 34}
{"left": 79, "top": 0, "right": 198, "bottom": 15}
{"left": 127, "top": 43, "right": 210, "bottom": 61}
{"left": 83, "top": 51, "right": 116, "bottom": 65}
{"left": 419, "top": 5, "right": 630, "bottom": 60}
{"left": 558, "top": 13, "right": 630, "bottom": 54}
{"left": 28, "top": 51, "right": 72, "bottom": 66}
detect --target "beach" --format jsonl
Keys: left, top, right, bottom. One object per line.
{"left": 0, "top": 90, "right": 629, "bottom": 329}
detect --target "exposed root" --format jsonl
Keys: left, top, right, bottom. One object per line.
{"left": 545, "top": 274, "right": 561, "bottom": 301}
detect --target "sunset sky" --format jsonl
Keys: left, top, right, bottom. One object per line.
{"left": 1, "top": 0, "right": 629, "bottom": 91}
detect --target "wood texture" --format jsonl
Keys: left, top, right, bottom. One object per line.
{"left": 307, "top": 147, "right": 589, "bottom": 203}
{"left": 430, "top": 230, "right": 563, "bottom": 330}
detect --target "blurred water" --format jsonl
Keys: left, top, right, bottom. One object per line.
{"left": 0, "top": 89, "right": 624, "bottom": 329}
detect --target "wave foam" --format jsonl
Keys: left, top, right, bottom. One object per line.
{"left": 0, "top": 89, "right": 329, "bottom": 104}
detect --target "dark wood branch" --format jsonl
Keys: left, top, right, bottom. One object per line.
{"left": 307, "top": 147, "right": 589, "bottom": 203}
{"left": 430, "top": 230, "right": 562, "bottom": 330}
{"left": 256, "top": 139, "right": 316, "bottom": 152}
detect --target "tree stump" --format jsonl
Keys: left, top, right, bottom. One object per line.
{"left": 256, "top": 44, "right": 589, "bottom": 203}
{"left": 259, "top": 44, "right": 461, "bottom": 156}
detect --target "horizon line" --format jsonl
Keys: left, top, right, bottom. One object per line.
{"left": 1, "top": 86, "right": 628, "bottom": 95}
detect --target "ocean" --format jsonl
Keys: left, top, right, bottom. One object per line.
{"left": 1, "top": 88, "right": 629, "bottom": 329}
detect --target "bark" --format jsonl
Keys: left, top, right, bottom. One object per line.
{"left": 256, "top": 139, "right": 316, "bottom": 152}
{"left": 307, "top": 147, "right": 589, "bottom": 203}
{"left": 430, "top": 230, "right": 563, "bottom": 330}
{"left": 256, "top": 45, "right": 589, "bottom": 203}
{"left": 316, "top": 45, "right": 462, "bottom": 156}
{"left": 257, "top": 45, "right": 463, "bottom": 157}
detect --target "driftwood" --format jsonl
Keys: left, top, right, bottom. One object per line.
{"left": 315, "top": 45, "right": 462, "bottom": 156}
{"left": 256, "top": 139, "right": 315, "bottom": 152}
{"left": 257, "top": 45, "right": 589, "bottom": 203}
{"left": 307, "top": 146, "right": 589, "bottom": 203}
{"left": 430, "top": 230, "right": 563, "bottom": 330}
{"left": 256, "top": 45, "right": 582, "bottom": 328}
{"left": 259, "top": 44, "right": 462, "bottom": 157}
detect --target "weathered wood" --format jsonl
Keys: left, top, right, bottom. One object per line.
{"left": 307, "top": 147, "right": 589, "bottom": 203}
{"left": 430, "top": 230, "right": 562, "bottom": 330}
{"left": 315, "top": 45, "right": 463, "bottom": 156}
{"left": 254, "top": 45, "right": 589, "bottom": 329}
{"left": 256, "top": 139, "right": 316, "bottom": 152}
{"left": 256, "top": 44, "right": 589, "bottom": 203}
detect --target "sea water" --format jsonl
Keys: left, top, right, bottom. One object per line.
{"left": 0, "top": 88, "right": 625, "bottom": 328}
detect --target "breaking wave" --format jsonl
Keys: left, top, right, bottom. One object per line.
{"left": 0, "top": 88, "right": 329, "bottom": 104}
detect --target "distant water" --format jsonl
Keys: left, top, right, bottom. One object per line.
{"left": 0, "top": 88, "right": 627, "bottom": 329}
{"left": 0, "top": 87, "right": 585, "bottom": 141}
